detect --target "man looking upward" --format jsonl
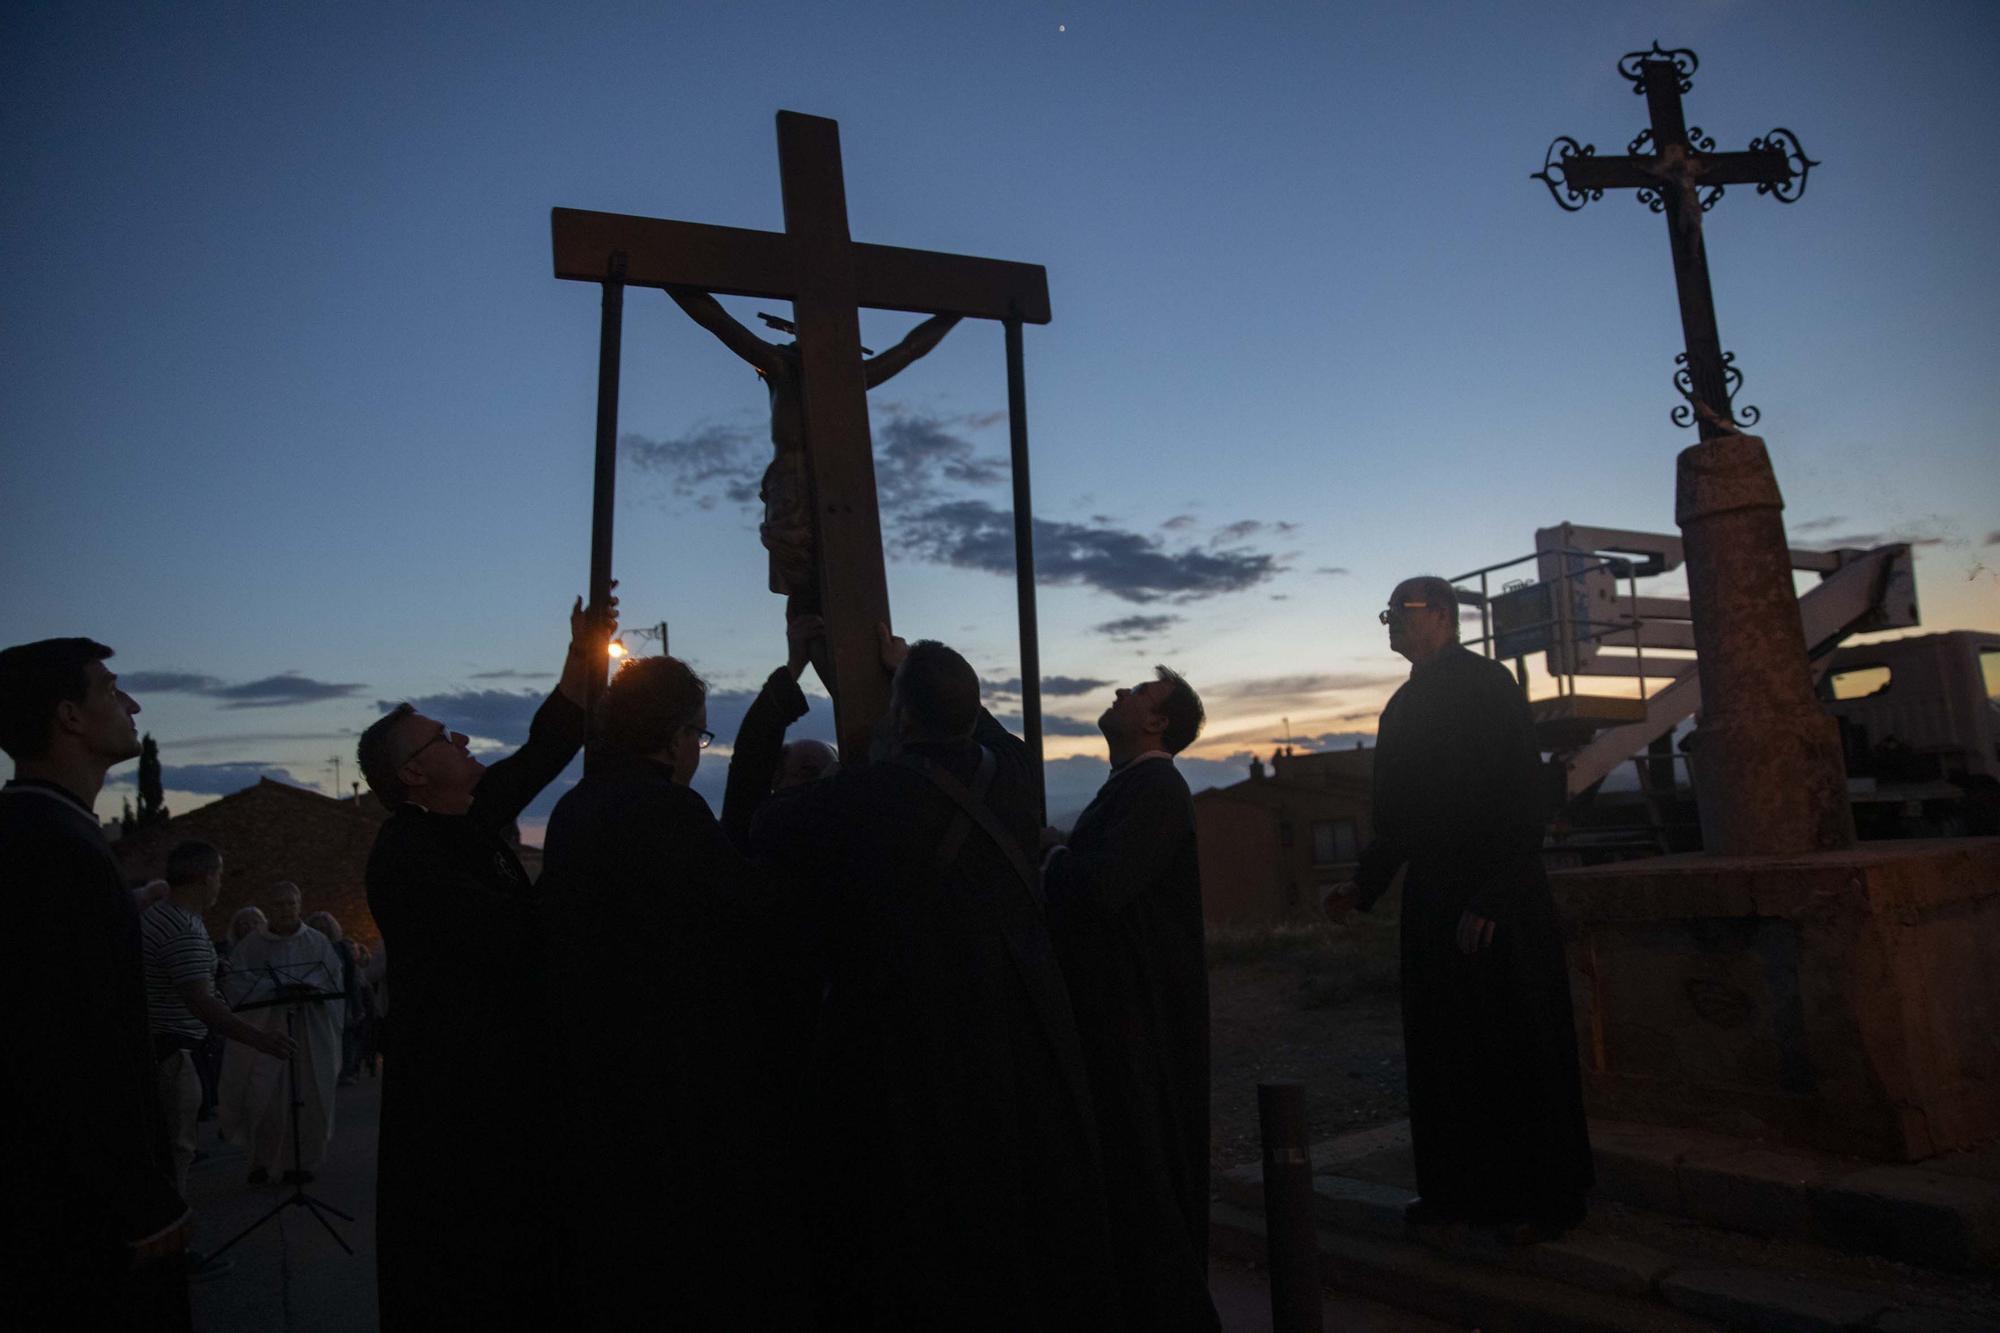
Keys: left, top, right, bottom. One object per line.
{"left": 0, "top": 638, "right": 190, "bottom": 1326}
{"left": 1043, "top": 669, "right": 1218, "bottom": 1332}
{"left": 1328, "top": 576, "right": 1592, "bottom": 1242}
{"left": 359, "top": 590, "right": 615, "bottom": 1331}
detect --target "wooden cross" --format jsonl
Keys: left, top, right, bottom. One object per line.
{"left": 1534, "top": 43, "right": 1817, "bottom": 438}
{"left": 551, "top": 111, "right": 1051, "bottom": 771}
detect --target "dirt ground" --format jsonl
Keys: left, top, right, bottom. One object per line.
{"left": 1206, "top": 911, "right": 1409, "bottom": 1169}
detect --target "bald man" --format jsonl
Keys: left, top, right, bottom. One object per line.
{"left": 218, "top": 882, "right": 344, "bottom": 1185}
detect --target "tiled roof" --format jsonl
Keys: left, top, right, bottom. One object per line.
{"left": 113, "top": 779, "right": 546, "bottom": 948}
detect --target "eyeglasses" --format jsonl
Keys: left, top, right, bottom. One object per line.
{"left": 1378, "top": 602, "right": 1435, "bottom": 625}
{"left": 400, "top": 725, "right": 460, "bottom": 769}
{"left": 687, "top": 727, "right": 715, "bottom": 749}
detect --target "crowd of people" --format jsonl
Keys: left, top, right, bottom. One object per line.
{"left": 1, "top": 570, "right": 1590, "bottom": 1332}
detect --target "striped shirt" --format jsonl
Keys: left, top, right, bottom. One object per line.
{"left": 141, "top": 898, "right": 215, "bottom": 1042}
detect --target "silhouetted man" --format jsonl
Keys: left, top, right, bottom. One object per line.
{"left": 0, "top": 638, "right": 191, "bottom": 1328}
{"left": 541, "top": 618, "right": 816, "bottom": 1328}
{"left": 751, "top": 629, "right": 1124, "bottom": 1332}
{"left": 358, "top": 591, "right": 614, "bottom": 1331}
{"left": 1043, "top": 668, "right": 1218, "bottom": 1331}
{"left": 1329, "top": 576, "right": 1592, "bottom": 1242}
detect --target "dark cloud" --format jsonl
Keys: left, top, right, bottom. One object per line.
{"left": 212, "top": 674, "right": 367, "bottom": 709}
{"left": 993, "top": 713, "right": 1100, "bottom": 738}
{"left": 1792, "top": 515, "right": 1847, "bottom": 533}
{"left": 467, "top": 669, "right": 554, "bottom": 681}
{"left": 983, "top": 675, "right": 1111, "bottom": 698}
{"left": 1987, "top": 531, "right": 2000, "bottom": 547}
{"left": 386, "top": 689, "right": 545, "bottom": 743}
{"left": 901, "top": 501, "right": 1279, "bottom": 603}
{"left": 106, "top": 761, "right": 313, "bottom": 796}
{"left": 1221, "top": 672, "right": 1404, "bottom": 698}
{"left": 1801, "top": 532, "right": 1945, "bottom": 551}
{"left": 394, "top": 684, "right": 840, "bottom": 758}
{"left": 1314, "top": 566, "right": 1350, "bottom": 576}
{"left": 1160, "top": 514, "right": 1198, "bottom": 532}
{"left": 117, "top": 671, "right": 364, "bottom": 708}
{"left": 120, "top": 671, "right": 225, "bottom": 695}
{"left": 1211, "top": 519, "right": 1265, "bottom": 545}
{"left": 621, "top": 406, "right": 1286, "bottom": 603}
{"left": 621, "top": 425, "right": 761, "bottom": 509}
{"left": 1093, "top": 614, "right": 1182, "bottom": 642}
{"left": 875, "top": 412, "right": 1005, "bottom": 510}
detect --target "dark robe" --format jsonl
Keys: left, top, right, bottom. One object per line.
{"left": 1044, "top": 755, "right": 1218, "bottom": 1332}
{"left": 539, "top": 671, "right": 815, "bottom": 1327}
{"left": 0, "top": 779, "right": 191, "bottom": 1330}
{"left": 750, "top": 711, "right": 1125, "bottom": 1332}
{"left": 365, "top": 691, "right": 582, "bottom": 1331}
{"left": 1355, "top": 643, "right": 1593, "bottom": 1225}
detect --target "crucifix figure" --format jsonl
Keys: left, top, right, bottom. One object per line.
{"left": 665, "top": 289, "right": 959, "bottom": 665}
{"left": 551, "top": 111, "right": 1051, "bottom": 775}
{"left": 1534, "top": 42, "right": 1817, "bottom": 436}
{"left": 1534, "top": 46, "right": 1850, "bottom": 855}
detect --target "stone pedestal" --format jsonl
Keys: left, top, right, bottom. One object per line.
{"left": 1552, "top": 838, "right": 2000, "bottom": 1162}
{"left": 1676, "top": 432, "right": 1855, "bottom": 855}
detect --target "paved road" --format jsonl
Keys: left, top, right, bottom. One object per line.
{"left": 184, "top": 1077, "right": 1453, "bottom": 1332}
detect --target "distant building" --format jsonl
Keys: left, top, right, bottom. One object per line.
{"left": 111, "top": 778, "right": 543, "bottom": 949}
{"left": 1194, "top": 744, "right": 1373, "bottom": 926}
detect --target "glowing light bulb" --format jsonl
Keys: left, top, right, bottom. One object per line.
{"left": 606, "top": 639, "right": 627, "bottom": 659}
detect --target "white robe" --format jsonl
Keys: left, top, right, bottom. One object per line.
{"left": 220, "top": 924, "right": 345, "bottom": 1172}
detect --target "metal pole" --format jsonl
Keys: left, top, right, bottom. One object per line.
{"left": 587, "top": 252, "right": 627, "bottom": 730}
{"left": 1004, "top": 314, "right": 1045, "bottom": 822}
{"left": 1258, "top": 1082, "right": 1322, "bottom": 1333}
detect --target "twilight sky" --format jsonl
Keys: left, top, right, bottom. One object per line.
{"left": 4, "top": 1, "right": 1995, "bottom": 832}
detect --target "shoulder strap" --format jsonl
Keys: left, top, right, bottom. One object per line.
{"left": 895, "top": 747, "right": 1042, "bottom": 907}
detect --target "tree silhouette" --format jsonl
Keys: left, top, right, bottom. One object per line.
{"left": 137, "top": 733, "right": 169, "bottom": 826}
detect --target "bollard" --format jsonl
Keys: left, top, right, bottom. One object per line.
{"left": 1258, "top": 1081, "right": 1323, "bottom": 1333}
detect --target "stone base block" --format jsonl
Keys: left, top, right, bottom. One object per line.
{"left": 1552, "top": 838, "right": 2000, "bottom": 1161}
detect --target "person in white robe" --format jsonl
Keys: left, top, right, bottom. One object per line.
{"left": 219, "top": 881, "right": 344, "bottom": 1183}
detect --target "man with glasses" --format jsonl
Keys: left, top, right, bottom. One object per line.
{"left": 357, "top": 590, "right": 615, "bottom": 1331}
{"left": 1327, "top": 575, "right": 1592, "bottom": 1243}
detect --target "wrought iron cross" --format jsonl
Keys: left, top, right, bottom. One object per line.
{"left": 1534, "top": 43, "right": 1817, "bottom": 437}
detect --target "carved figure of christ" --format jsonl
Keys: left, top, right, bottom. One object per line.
{"left": 551, "top": 110, "right": 1051, "bottom": 763}
{"left": 666, "top": 289, "right": 959, "bottom": 624}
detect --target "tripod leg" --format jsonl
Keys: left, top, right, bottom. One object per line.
{"left": 301, "top": 1200, "right": 357, "bottom": 1256}
{"left": 298, "top": 1192, "right": 354, "bottom": 1223}
{"left": 206, "top": 1192, "right": 296, "bottom": 1262}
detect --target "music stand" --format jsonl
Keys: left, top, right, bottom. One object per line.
{"left": 209, "top": 962, "right": 354, "bottom": 1259}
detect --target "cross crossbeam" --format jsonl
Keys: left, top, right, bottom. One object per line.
{"left": 551, "top": 112, "right": 1051, "bottom": 780}
{"left": 1534, "top": 43, "right": 1817, "bottom": 437}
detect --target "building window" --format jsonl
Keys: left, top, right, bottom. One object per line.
{"left": 1311, "top": 819, "right": 1358, "bottom": 865}
{"left": 1279, "top": 821, "right": 1293, "bottom": 848}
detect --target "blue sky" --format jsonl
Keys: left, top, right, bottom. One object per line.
{"left": 4, "top": 1, "right": 1995, "bottom": 831}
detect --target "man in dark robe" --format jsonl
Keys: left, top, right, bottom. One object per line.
{"left": 751, "top": 631, "right": 1124, "bottom": 1332}
{"left": 540, "top": 622, "right": 816, "bottom": 1327}
{"left": 1331, "top": 576, "right": 1592, "bottom": 1242}
{"left": 1043, "top": 667, "right": 1218, "bottom": 1332}
{"left": 0, "top": 638, "right": 191, "bottom": 1329}
{"left": 359, "top": 592, "right": 614, "bottom": 1331}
